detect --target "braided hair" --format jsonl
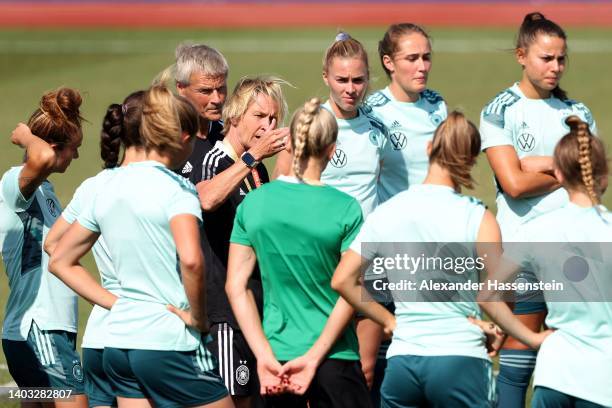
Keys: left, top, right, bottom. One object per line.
{"left": 554, "top": 116, "right": 608, "bottom": 205}
{"left": 289, "top": 98, "right": 338, "bottom": 180}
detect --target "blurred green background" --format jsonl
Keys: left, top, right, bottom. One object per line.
{"left": 1, "top": 27, "right": 611, "bottom": 402}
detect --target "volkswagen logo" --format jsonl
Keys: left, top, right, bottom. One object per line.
{"left": 330, "top": 149, "right": 348, "bottom": 168}
{"left": 517, "top": 133, "right": 535, "bottom": 152}
{"left": 390, "top": 132, "right": 407, "bottom": 150}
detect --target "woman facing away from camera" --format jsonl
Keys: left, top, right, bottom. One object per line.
{"left": 479, "top": 12, "right": 598, "bottom": 408}
{"left": 272, "top": 32, "right": 390, "bottom": 396}
{"left": 48, "top": 85, "right": 233, "bottom": 408}
{"left": 333, "top": 111, "right": 504, "bottom": 408}
{"left": 226, "top": 97, "right": 372, "bottom": 408}
{"left": 0, "top": 87, "right": 87, "bottom": 408}
{"left": 366, "top": 22, "right": 447, "bottom": 203}
{"left": 479, "top": 116, "right": 612, "bottom": 408}
{"left": 42, "top": 90, "right": 147, "bottom": 408}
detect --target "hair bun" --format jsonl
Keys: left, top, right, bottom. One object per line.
{"left": 523, "top": 11, "right": 546, "bottom": 24}
{"left": 335, "top": 32, "right": 351, "bottom": 42}
{"left": 40, "top": 87, "right": 83, "bottom": 125}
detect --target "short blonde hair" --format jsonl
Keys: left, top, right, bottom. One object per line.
{"left": 222, "top": 75, "right": 289, "bottom": 135}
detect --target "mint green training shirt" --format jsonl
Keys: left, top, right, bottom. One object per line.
{"left": 230, "top": 177, "right": 363, "bottom": 361}
{"left": 78, "top": 161, "right": 203, "bottom": 351}
{"left": 0, "top": 166, "right": 77, "bottom": 340}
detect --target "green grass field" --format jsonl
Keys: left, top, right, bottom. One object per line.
{"left": 1, "top": 27, "right": 611, "bottom": 404}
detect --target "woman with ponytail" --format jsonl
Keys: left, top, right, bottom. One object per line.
{"left": 479, "top": 116, "right": 612, "bottom": 407}
{"left": 227, "top": 98, "right": 371, "bottom": 408}
{"left": 0, "top": 87, "right": 88, "bottom": 407}
{"left": 48, "top": 85, "right": 232, "bottom": 408}
{"left": 333, "top": 111, "right": 503, "bottom": 408}
{"left": 42, "top": 90, "right": 146, "bottom": 408}
{"left": 479, "top": 12, "right": 598, "bottom": 407}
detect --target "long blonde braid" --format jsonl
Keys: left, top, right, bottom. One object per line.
{"left": 291, "top": 98, "right": 322, "bottom": 180}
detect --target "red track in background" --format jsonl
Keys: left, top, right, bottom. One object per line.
{"left": 0, "top": 2, "right": 610, "bottom": 28}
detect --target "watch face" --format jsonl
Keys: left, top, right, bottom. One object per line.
{"left": 242, "top": 152, "right": 256, "bottom": 168}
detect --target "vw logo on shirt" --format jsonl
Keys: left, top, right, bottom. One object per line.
{"left": 46, "top": 198, "right": 58, "bottom": 217}
{"left": 517, "top": 132, "right": 536, "bottom": 152}
{"left": 390, "top": 132, "right": 408, "bottom": 150}
{"left": 330, "top": 149, "right": 348, "bottom": 168}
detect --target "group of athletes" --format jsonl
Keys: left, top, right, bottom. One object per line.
{"left": 1, "top": 10, "right": 611, "bottom": 408}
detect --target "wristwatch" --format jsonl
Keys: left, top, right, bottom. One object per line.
{"left": 240, "top": 152, "right": 259, "bottom": 169}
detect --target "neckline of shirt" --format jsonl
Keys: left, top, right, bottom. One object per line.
{"left": 383, "top": 86, "right": 421, "bottom": 106}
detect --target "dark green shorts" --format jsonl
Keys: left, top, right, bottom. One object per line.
{"left": 2, "top": 321, "right": 84, "bottom": 393}
{"left": 532, "top": 386, "right": 605, "bottom": 408}
{"left": 381, "top": 355, "right": 495, "bottom": 408}
{"left": 103, "top": 340, "right": 228, "bottom": 408}
{"left": 83, "top": 348, "right": 116, "bottom": 408}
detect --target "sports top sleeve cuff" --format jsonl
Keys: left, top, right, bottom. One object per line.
{"left": 1, "top": 166, "right": 36, "bottom": 211}
{"left": 479, "top": 119, "right": 513, "bottom": 151}
{"left": 166, "top": 191, "right": 202, "bottom": 222}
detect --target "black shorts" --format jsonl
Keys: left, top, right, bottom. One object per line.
{"left": 264, "top": 359, "right": 372, "bottom": 408}
{"left": 206, "top": 322, "right": 258, "bottom": 397}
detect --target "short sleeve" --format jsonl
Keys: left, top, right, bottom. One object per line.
{"left": 340, "top": 199, "right": 364, "bottom": 252}
{"left": 439, "top": 100, "right": 449, "bottom": 121}
{"left": 77, "top": 198, "right": 100, "bottom": 233}
{"left": 0, "top": 166, "right": 35, "bottom": 211}
{"left": 230, "top": 200, "right": 251, "bottom": 247}
{"left": 166, "top": 187, "right": 202, "bottom": 222}
{"left": 62, "top": 181, "right": 87, "bottom": 224}
{"left": 479, "top": 108, "right": 514, "bottom": 151}
{"left": 349, "top": 211, "right": 379, "bottom": 260}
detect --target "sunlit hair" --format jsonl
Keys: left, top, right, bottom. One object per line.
{"left": 429, "top": 111, "right": 481, "bottom": 190}
{"left": 100, "top": 90, "right": 145, "bottom": 168}
{"left": 554, "top": 116, "right": 608, "bottom": 205}
{"left": 222, "top": 75, "right": 289, "bottom": 135}
{"left": 323, "top": 31, "right": 369, "bottom": 75}
{"left": 378, "top": 23, "right": 431, "bottom": 78}
{"left": 516, "top": 11, "right": 568, "bottom": 100}
{"left": 174, "top": 42, "right": 228, "bottom": 86}
{"left": 140, "top": 85, "right": 197, "bottom": 155}
{"left": 290, "top": 98, "right": 338, "bottom": 180}
{"left": 27, "top": 87, "right": 83, "bottom": 149}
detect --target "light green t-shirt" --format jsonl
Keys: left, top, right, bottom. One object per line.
{"left": 365, "top": 88, "right": 447, "bottom": 203}
{"left": 78, "top": 161, "right": 202, "bottom": 351}
{"left": 230, "top": 177, "right": 363, "bottom": 361}
{"left": 62, "top": 169, "right": 118, "bottom": 349}
{"left": 0, "top": 166, "right": 78, "bottom": 340}
{"left": 509, "top": 204, "right": 612, "bottom": 407}
{"left": 479, "top": 83, "right": 597, "bottom": 239}
{"left": 350, "top": 184, "right": 489, "bottom": 361}
{"left": 320, "top": 102, "right": 387, "bottom": 217}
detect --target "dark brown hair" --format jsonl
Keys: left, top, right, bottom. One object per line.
{"left": 100, "top": 91, "right": 145, "bottom": 168}
{"left": 517, "top": 12, "right": 568, "bottom": 100}
{"left": 378, "top": 23, "right": 431, "bottom": 78}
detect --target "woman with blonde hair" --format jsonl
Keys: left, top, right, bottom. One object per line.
{"left": 48, "top": 85, "right": 232, "bottom": 408}
{"left": 0, "top": 87, "right": 87, "bottom": 408}
{"left": 333, "top": 111, "right": 501, "bottom": 407}
{"left": 227, "top": 98, "right": 371, "bottom": 408}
